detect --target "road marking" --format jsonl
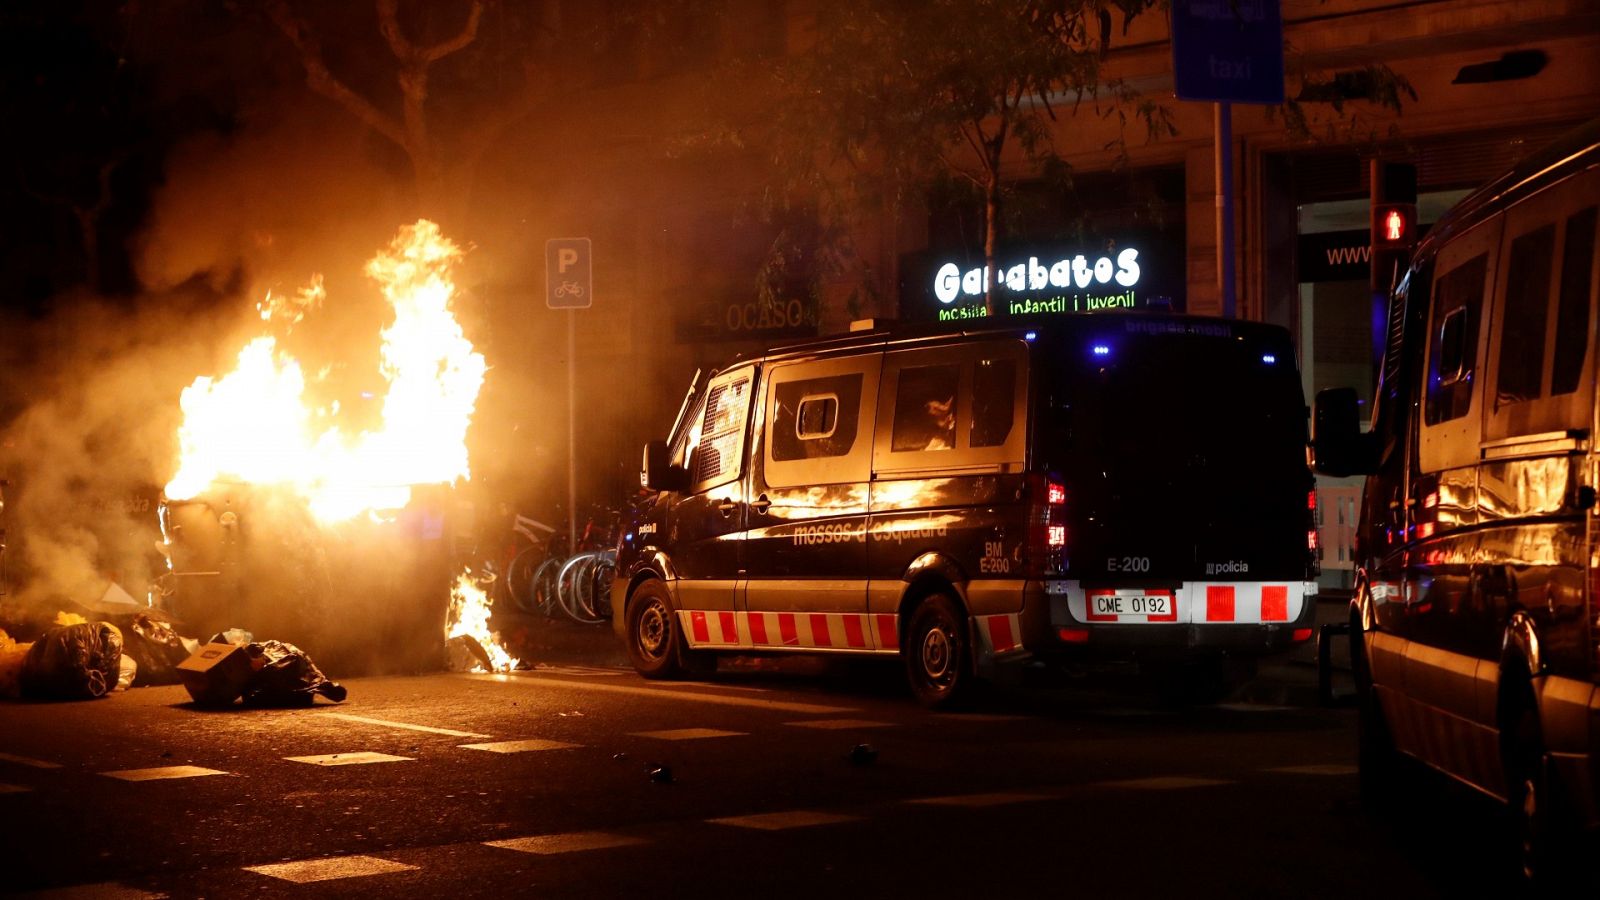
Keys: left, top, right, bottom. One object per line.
{"left": 932, "top": 713, "right": 1026, "bottom": 723}
{"left": 103, "top": 766, "right": 228, "bottom": 782}
{"left": 784, "top": 718, "right": 895, "bottom": 730}
{"left": 12, "top": 883, "right": 165, "bottom": 899}
{"left": 485, "top": 674, "right": 855, "bottom": 714}
{"left": 630, "top": 728, "right": 746, "bottom": 741}
{"left": 658, "top": 681, "right": 770, "bottom": 694}
{"left": 709, "top": 810, "right": 860, "bottom": 831}
{"left": 528, "top": 665, "right": 630, "bottom": 677}
{"left": 285, "top": 752, "right": 413, "bottom": 767}
{"left": 459, "top": 739, "right": 583, "bottom": 754}
{"left": 905, "top": 791, "right": 1047, "bottom": 807}
{"left": 244, "top": 855, "right": 416, "bottom": 883}
{"left": 1216, "top": 703, "right": 1297, "bottom": 713}
{"left": 485, "top": 832, "right": 646, "bottom": 855}
{"left": 1268, "top": 764, "right": 1358, "bottom": 776}
{"left": 0, "top": 783, "right": 31, "bottom": 794}
{"left": 320, "top": 712, "right": 491, "bottom": 739}
{"left": 1097, "top": 776, "right": 1232, "bottom": 790}
{"left": 0, "top": 752, "right": 62, "bottom": 769}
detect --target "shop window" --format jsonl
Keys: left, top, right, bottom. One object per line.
{"left": 1425, "top": 255, "right": 1486, "bottom": 425}
{"left": 771, "top": 374, "right": 862, "bottom": 462}
{"left": 970, "top": 357, "right": 1017, "bottom": 448}
{"left": 1494, "top": 224, "right": 1556, "bottom": 407}
{"left": 1551, "top": 207, "right": 1597, "bottom": 396}
{"left": 891, "top": 365, "right": 960, "bottom": 452}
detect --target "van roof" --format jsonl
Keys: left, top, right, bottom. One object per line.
{"left": 730, "top": 311, "right": 1290, "bottom": 367}
{"left": 1417, "top": 117, "right": 1600, "bottom": 256}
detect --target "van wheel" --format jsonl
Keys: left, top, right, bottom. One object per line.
{"left": 1352, "top": 615, "right": 1402, "bottom": 808}
{"left": 1503, "top": 696, "right": 1572, "bottom": 888}
{"left": 625, "top": 580, "right": 685, "bottom": 679}
{"left": 903, "top": 594, "right": 970, "bottom": 708}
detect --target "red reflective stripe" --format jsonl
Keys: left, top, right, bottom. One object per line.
{"left": 843, "top": 615, "right": 866, "bottom": 648}
{"left": 989, "top": 615, "right": 1015, "bottom": 652}
{"left": 719, "top": 611, "right": 738, "bottom": 643}
{"left": 1260, "top": 585, "right": 1288, "bottom": 622}
{"left": 749, "top": 613, "right": 769, "bottom": 646}
{"left": 876, "top": 614, "right": 898, "bottom": 650}
{"left": 778, "top": 614, "right": 798, "bottom": 646}
{"left": 1206, "top": 586, "right": 1235, "bottom": 622}
{"left": 1084, "top": 590, "right": 1117, "bottom": 622}
{"left": 810, "top": 614, "right": 833, "bottom": 647}
{"left": 690, "top": 610, "right": 710, "bottom": 643}
{"left": 1147, "top": 589, "right": 1178, "bottom": 622}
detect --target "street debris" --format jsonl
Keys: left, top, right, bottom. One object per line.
{"left": 123, "top": 612, "right": 190, "bottom": 687}
{"left": 0, "top": 629, "right": 29, "bottom": 698}
{"left": 116, "top": 654, "right": 137, "bottom": 691}
{"left": 177, "top": 638, "right": 346, "bottom": 707}
{"left": 19, "top": 621, "right": 124, "bottom": 700}
{"left": 847, "top": 743, "right": 879, "bottom": 766}
{"left": 648, "top": 764, "right": 674, "bottom": 784}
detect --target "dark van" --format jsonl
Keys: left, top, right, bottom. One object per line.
{"left": 1314, "top": 118, "right": 1600, "bottom": 883}
{"left": 616, "top": 313, "right": 1319, "bottom": 707}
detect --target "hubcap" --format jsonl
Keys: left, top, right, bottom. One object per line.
{"left": 921, "top": 626, "right": 953, "bottom": 684}
{"left": 637, "top": 601, "right": 668, "bottom": 660}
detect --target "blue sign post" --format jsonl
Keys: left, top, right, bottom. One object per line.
{"left": 1170, "top": 0, "right": 1284, "bottom": 319}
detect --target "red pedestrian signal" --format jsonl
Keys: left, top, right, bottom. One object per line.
{"left": 1372, "top": 203, "right": 1415, "bottom": 248}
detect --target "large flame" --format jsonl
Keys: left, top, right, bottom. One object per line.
{"left": 164, "top": 220, "right": 485, "bottom": 523}
{"left": 447, "top": 570, "right": 520, "bottom": 673}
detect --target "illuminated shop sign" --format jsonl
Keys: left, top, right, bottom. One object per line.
{"left": 925, "top": 247, "right": 1166, "bottom": 321}
{"left": 935, "top": 248, "right": 1141, "bottom": 303}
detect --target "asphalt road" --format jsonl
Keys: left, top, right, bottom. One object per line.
{"left": 0, "top": 642, "right": 1527, "bottom": 899}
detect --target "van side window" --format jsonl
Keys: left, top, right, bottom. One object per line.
{"left": 771, "top": 374, "right": 862, "bottom": 460}
{"left": 891, "top": 364, "right": 960, "bottom": 452}
{"left": 1551, "top": 206, "right": 1597, "bottom": 396}
{"left": 1425, "top": 254, "right": 1487, "bottom": 425}
{"left": 970, "top": 357, "right": 1017, "bottom": 448}
{"left": 1494, "top": 224, "right": 1556, "bottom": 407}
{"left": 692, "top": 376, "right": 751, "bottom": 489}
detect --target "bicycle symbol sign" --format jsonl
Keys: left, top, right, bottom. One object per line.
{"left": 545, "top": 238, "right": 592, "bottom": 309}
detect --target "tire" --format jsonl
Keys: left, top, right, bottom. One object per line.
{"left": 533, "top": 558, "right": 562, "bottom": 618}
{"left": 902, "top": 593, "right": 972, "bottom": 709}
{"left": 625, "top": 580, "right": 686, "bottom": 679}
{"left": 1502, "top": 689, "right": 1577, "bottom": 889}
{"left": 558, "top": 553, "right": 607, "bottom": 625}
{"left": 506, "top": 547, "right": 541, "bottom": 614}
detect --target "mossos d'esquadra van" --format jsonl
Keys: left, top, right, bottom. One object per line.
{"left": 1314, "top": 118, "right": 1600, "bottom": 885}
{"left": 615, "top": 312, "right": 1320, "bottom": 707}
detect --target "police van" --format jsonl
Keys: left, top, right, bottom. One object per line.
{"left": 616, "top": 312, "right": 1320, "bottom": 707}
{"left": 1313, "top": 118, "right": 1600, "bottom": 883}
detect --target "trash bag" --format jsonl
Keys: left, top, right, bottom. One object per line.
{"left": 123, "top": 613, "right": 189, "bottom": 687}
{"left": 241, "top": 640, "right": 346, "bottom": 706}
{"left": 0, "top": 629, "right": 32, "bottom": 699}
{"left": 116, "top": 655, "right": 138, "bottom": 691}
{"left": 19, "top": 622, "right": 124, "bottom": 700}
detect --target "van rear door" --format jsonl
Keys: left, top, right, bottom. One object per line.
{"left": 1037, "top": 318, "right": 1312, "bottom": 586}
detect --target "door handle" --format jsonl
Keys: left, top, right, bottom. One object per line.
{"left": 716, "top": 498, "right": 738, "bottom": 515}
{"left": 750, "top": 494, "right": 772, "bottom": 513}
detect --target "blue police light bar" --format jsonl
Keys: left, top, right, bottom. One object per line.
{"left": 1262, "top": 354, "right": 1277, "bottom": 364}
{"left": 1092, "top": 344, "right": 1111, "bottom": 356}
{"left": 1024, "top": 331, "right": 1037, "bottom": 341}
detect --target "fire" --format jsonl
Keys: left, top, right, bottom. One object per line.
{"left": 446, "top": 570, "right": 520, "bottom": 673}
{"left": 164, "top": 220, "right": 485, "bottom": 523}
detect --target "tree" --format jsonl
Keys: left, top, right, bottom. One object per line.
{"left": 757, "top": 0, "right": 1173, "bottom": 317}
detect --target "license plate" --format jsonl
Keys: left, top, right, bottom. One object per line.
{"left": 1086, "top": 590, "right": 1175, "bottom": 622}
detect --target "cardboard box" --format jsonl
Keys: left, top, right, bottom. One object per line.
{"left": 177, "top": 642, "right": 253, "bottom": 706}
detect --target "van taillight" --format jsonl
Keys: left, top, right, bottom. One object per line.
{"left": 1307, "top": 490, "right": 1317, "bottom": 511}
{"left": 1026, "top": 472, "right": 1068, "bottom": 575}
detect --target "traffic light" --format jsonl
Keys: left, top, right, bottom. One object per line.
{"left": 1370, "top": 161, "right": 1417, "bottom": 295}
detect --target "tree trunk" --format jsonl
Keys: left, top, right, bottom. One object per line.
{"left": 983, "top": 173, "right": 1001, "bottom": 317}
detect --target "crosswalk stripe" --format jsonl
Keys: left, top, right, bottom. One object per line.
{"left": 459, "top": 739, "right": 583, "bottom": 754}
{"left": 629, "top": 728, "right": 746, "bottom": 740}
{"left": 1267, "top": 764, "right": 1358, "bottom": 776}
{"left": 485, "top": 832, "right": 646, "bottom": 855}
{"left": 484, "top": 674, "right": 854, "bottom": 714}
{"left": 0, "top": 752, "right": 62, "bottom": 769}
{"left": 284, "top": 752, "right": 413, "bottom": 767}
{"left": 1096, "top": 776, "right": 1232, "bottom": 790}
{"left": 103, "top": 766, "right": 228, "bottom": 782}
{"left": 244, "top": 855, "right": 416, "bottom": 883}
{"left": 10, "top": 882, "right": 164, "bottom": 898}
{"left": 708, "top": 810, "right": 860, "bottom": 830}
{"left": 783, "top": 719, "right": 895, "bottom": 730}
{"left": 319, "top": 713, "right": 491, "bottom": 739}
{"left": 905, "top": 792, "right": 1047, "bottom": 807}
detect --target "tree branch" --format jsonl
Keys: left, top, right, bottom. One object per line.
{"left": 264, "top": 0, "right": 409, "bottom": 150}
{"left": 421, "top": 0, "right": 484, "bottom": 63}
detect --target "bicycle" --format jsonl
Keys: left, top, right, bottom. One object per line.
{"left": 501, "top": 513, "right": 557, "bottom": 615}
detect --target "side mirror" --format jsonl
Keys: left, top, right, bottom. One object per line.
{"left": 641, "top": 440, "right": 690, "bottom": 492}
{"left": 1312, "top": 387, "right": 1376, "bottom": 477}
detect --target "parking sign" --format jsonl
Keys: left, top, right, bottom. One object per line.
{"left": 546, "top": 238, "right": 592, "bottom": 309}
